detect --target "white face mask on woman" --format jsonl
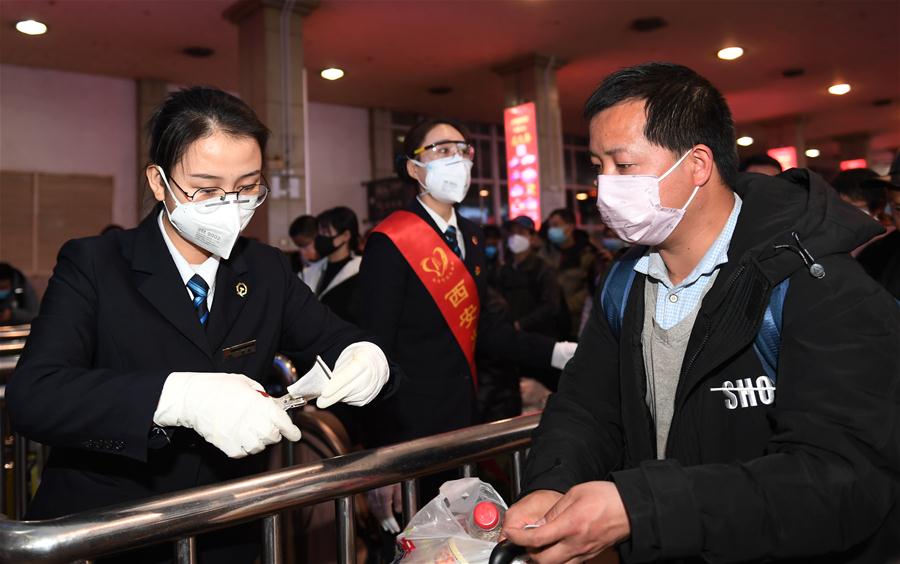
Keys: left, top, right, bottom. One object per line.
{"left": 409, "top": 155, "right": 473, "bottom": 204}
{"left": 594, "top": 149, "right": 699, "bottom": 246}
{"left": 156, "top": 166, "right": 255, "bottom": 260}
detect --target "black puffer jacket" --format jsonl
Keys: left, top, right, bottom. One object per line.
{"left": 523, "top": 170, "right": 900, "bottom": 563}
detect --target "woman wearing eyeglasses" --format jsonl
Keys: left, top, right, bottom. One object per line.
{"left": 8, "top": 87, "right": 394, "bottom": 563}
{"left": 357, "top": 119, "right": 575, "bottom": 534}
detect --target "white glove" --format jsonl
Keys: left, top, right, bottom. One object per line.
{"left": 551, "top": 341, "right": 578, "bottom": 370}
{"left": 366, "top": 483, "right": 402, "bottom": 533}
{"left": 288, "top": 342, "right": 390, "bottom": 409}
{"left": 153, "top": 372, "right": 302, "bottom": 459}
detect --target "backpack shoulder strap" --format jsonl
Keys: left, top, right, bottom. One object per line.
{"left": 753, "top": 278, "right": 790, "bottom": 381}
{"left": 599, "top": 246, "right": 646, "bottom": 339}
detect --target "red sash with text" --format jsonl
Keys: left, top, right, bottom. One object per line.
{"left": 373, "top": 211, "right": 480, "bottom": 385}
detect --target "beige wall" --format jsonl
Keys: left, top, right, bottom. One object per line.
{"left": 0, "top": 63, "right": 138, "bottom": 228}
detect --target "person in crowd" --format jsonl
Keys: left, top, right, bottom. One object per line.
{"left": 498, "top": 216, "right": 564, "bottom": 338}
{"left": 0, "top": 262, "right": 40, "bottom": 324}
{"left": 482, "top": 224, "right": 503, "bottom": 285}
{"left": 832, "top": 167, "right": 885, "bottom": 219}
{"left": 7, "top": 87, "right": 395, "bottom": 563}
{"left": 857, "top": 155, "right": 900, "bottom": 299}
{"left": 540, "top": 208, "right": 598, "bottom": 339}
{"left": 503, "top": 62, "right": 899, "bottom": 563}
{"left": 738, "top": 153, "right": 783, "bottom": 176}
{"left": 300, "top": 206, "right": 362, "bottom": 324}
{"left": 288, "top": 214, "right": 319, "bottom": 274}
{"left": 100, "top": 224, "right": 124, "bottom": 235}
{"left": 357, "top": 118, "right": 576, "bottom": 533}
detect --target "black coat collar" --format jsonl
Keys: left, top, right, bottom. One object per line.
{"left": 128, "top": 205, "right": 251, "bottom": 357}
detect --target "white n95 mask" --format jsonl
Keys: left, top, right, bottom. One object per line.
{"left": 410, "top": 155, "right": 473, "bottom": 204}
{"left": 595, "top": 150, "right": 699, "bottom": 247}
{"left": 155, "top": 166, "right": 255, "bottom": 260}
{"left": 507, "top": 234, "right": 531, "bottom": 254}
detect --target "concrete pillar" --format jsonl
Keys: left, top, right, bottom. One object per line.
{"left": 137, "top": 78, "right": 169, "bottom": 221}
{"left": 369, "top": 108, "right": 396, "bottom": 180}
{"left": 224, "top": 0, "right": 319, "bottom": 247}
{"left": 494, "top": 54, "right": 567, "bottom": 220}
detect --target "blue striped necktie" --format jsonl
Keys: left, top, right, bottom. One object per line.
{"left": 186, "top": 274, "right": 209, "bottom": 326}
{"left": 443, "top": 225, "right": 462, "bottom": 258}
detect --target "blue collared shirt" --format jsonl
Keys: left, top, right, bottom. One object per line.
{"left": 634, "top": 194, "right": 743, "bottom": 330}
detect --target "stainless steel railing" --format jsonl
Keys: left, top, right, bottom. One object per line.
{"left": 0, "top": 413, "right": 538, "bottom": 564}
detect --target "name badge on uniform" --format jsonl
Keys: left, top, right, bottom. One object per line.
{"left": 223, "top": 339, "right": 256, "bottom": 359}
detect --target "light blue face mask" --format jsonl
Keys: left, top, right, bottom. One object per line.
{"left": 0, "top": 289, "right": 10, "bottom": 300}
{"left": 484, "top": 245, "right": 499, "bottom": 260}
{"left": 548, "top": 226, "right": 567, "bottom": 245}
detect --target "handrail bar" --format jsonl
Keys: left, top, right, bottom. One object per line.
{"left": 0, "top": 413, "right": 539, "bottom": 563}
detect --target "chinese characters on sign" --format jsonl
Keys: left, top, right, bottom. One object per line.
{"left": 504, "top": 102, "right": 541, "bottom": 227}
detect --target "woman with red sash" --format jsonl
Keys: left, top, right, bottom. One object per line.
{"left": 357, "top": 119, "right": 576, "bottom": 534}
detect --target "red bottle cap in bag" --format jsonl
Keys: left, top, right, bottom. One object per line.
{"left": 473, "top": 501, "right": 500, "bottom": 530}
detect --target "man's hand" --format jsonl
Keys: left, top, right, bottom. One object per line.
{"left": 503, "top": 489, "right": 563, "bottom": 534}
{"left": 503, "top": 481, "right": 630, "bottom": 563}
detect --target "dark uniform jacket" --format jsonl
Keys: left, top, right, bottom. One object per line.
{"left": 8, "top": 206, "right": 391, "bottom": 523}
{"left": 358, "top": 200, "right": 554, "bottom": 448}
{"left": 523, "top": 170, "right": 900, "bottom": 563}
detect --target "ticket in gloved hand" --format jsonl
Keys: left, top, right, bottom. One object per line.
{"left": 286, "top": 355, "right": 332, "bottom": 401}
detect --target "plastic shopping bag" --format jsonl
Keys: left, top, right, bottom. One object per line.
{"left": 394, "top": 478, "right": 507, "bottom": 564}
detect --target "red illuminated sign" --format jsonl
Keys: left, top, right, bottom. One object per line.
{"left": 767, "top": 146, "right": 798, "bottom": 171}
{"left": 504, "top": 102, "right": 541, "bottom": 226}
{"left": 839, "top": 158, "right": 868, "bottom": 171}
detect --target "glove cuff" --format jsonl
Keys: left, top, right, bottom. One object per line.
{"left": 152, "top": 372, "right": 192, "bottom": 428}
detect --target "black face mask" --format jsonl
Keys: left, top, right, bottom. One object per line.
{"left": 314, "top": 234, "right": 339, "bottom": 257}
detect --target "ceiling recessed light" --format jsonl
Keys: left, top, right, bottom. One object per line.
{"left": 427, "top": 85, "right": 453, "bottom": 95}
{"left": 479, "top": 189, "right": 490, "bottom": 197}
{"left": 16, "top": 19, "right": 47, "bottom": 35}
{"left": 630, "top": 16, "right": 667, "bottom": 33}
{"left": 717, "top": 47, "right": 744, "bottom": 61}
{"left": 736, "top": 136, "right": 754, "bottom": 147}
{"left": 782, "top": 68, "right": 805, "bottom": 78}
{"left": 320, "top": 68, "right": 345, "bottom": 81}
{"left": 828, "top": 83, "right": 851, "bottom": 95}
{"left": 575, "top": 192, "right": 589, "bottom": 201}
{"left": 182, "top": 46, "right": 214, "bottom": 58}
{"left": 805, "top": 148, "right": 821, "bottom": 158}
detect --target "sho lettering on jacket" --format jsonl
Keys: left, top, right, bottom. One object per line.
{"left": 710, "top": 376, "right": 776, "bottom": 410}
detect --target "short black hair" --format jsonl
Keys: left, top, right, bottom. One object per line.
{"left": 548, "top": 208, "right": 575, "bottom": 225}
{"left": 0, "top": 262, "right": 14, "bottom": 283}
{"left": 833, "top": 168, "right": 885, "bottom": 213}
{"left": 584, "top": 62, "right": 738, "bottom": 188}
{"left": 147, "top": 86, "right": 269, "bottom": 177}
{"left": 289, "top": 215, "right": 318, "bottom": 239}
{"left": 396, "top": 118, "right": 472, "bottom": 183}
{"left": 739, "top": 153, "right": 783, "bottom": 173}
{"left": 317, "top": 207, "right": 360, "bottom": 253}
{"left": 483, "top": 225, "right": 502, "bottom": 240}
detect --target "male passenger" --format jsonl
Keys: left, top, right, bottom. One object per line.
{"left": 504, "top": 63, "right": 899, "bottom": 563}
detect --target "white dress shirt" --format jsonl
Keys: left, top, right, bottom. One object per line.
{"left": 158, "top": 211, "right": 220, "bottom": 310}
{"left": 417, "top": 196, "right": 466, "bottom": 259}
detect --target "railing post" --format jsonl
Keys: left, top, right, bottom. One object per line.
{"left": 0, "top": 389, "right": 6, "bottom": 517}
{"left": 335, "top": 496, "right": 356, "bottom": 564}
{"left": 262, "top": 513, "right": 282, "bottom": 564}
{"left": 401, "top": 479, "right": 418, "bottom": 527}
{"left": 174, "top": 536, "right": 197, "bottom": 564}
{"left": 13, "top": 433, "right": 27, "bottom": 519}
{"left": 511, "top": 449, "right": 524, "bottom": 500}
{"left": 461, "top": 463, "right": 475, "bottom": 478}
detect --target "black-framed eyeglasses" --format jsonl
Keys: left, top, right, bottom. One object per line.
{"left": 170, "top": 176, "right": 269, "bottom": 214}
{"left": 411, "top": 140, "right": 475, "bottom": 160}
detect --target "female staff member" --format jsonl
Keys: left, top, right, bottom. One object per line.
{"left": 301, "top": 206, "right": 363, "bottom": 324}
{"left": 8, "top": 87, "right": 392, "bottom": 563}
{"left": 358, "top": 119, "right": 575, "bottom": 532}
